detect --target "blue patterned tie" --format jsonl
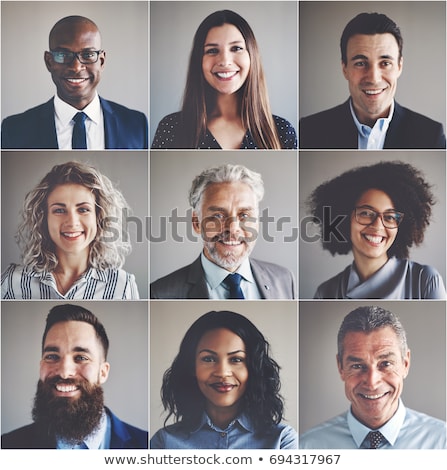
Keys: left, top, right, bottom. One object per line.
{"left": 223, "top": 273, "right": 245, "bottom": 299}
{"left": 72, "top": 112, "right": 87, "bottom": 149}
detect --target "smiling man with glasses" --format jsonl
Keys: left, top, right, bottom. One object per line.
{"left": 1, "top": 15, "right": 148, "bottom": 149}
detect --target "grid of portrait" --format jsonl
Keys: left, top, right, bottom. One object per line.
{"left": 0, "top": 0, "right": 446, "bottom": 462}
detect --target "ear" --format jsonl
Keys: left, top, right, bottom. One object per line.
{"left": 192, "top": 210, "right": 201, "bottom": 235}
{"left": 99, "top": 50, "right": 106, "bottom": 69}
{"left": 402, "top": 349, "right": 410, "bottom": 378}
{"left": 397, "top": 56, "right": 403, "bottom": 78}
{"left": 99, "top": 361, "right": 110, "bottom": 384}
{"left": 44, "top": 51, "right": 53, "bottom": 72}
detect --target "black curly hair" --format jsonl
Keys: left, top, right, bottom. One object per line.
{"left": 160, "top": 311, "right": 284, "bottom": 432}
{"left": 308, "top": 161, "right": 434, "bottom": 259}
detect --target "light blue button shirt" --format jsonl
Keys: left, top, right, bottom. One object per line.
{"left": 150, "top": 413, "right": 298, "bottom": 449}
{"left": 56, "top": 411, "right": 111, "bottom": 449}
{"left": 350, "top": 100, "right": 393, "bottom": 149}
{"left": 299, "top": 401, "right": 446, "bottom": 449}
{"left": 200, "top": 253, "right": 262, "bottom": 299}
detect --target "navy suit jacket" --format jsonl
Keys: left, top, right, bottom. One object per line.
{"left": 1, "top": 97, "right": 148, "bottom": 149}
{"left": 1, "top": 407, "right": 148, "bottom": 449}
{"left": 299, "top": 100, "right": 446, "bottom": 149}
{"left": 150, "top": 256, "right": 296, "bottom": 299}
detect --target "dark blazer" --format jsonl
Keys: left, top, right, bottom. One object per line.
{"left": 1, "top": 407, "right": 148, "bottom": 449}
{"left": 299, "top": 100, "right": 446, "bottom": 149}
{"left": 150, "top": 256, "right": 296, "bottom": 299}
{"left": 1, "top": 97, "right": 148, "bottom": 149}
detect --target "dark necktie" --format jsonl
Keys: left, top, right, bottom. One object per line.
{"left": 367, "top": 430, "right": 384, "bottom": 449}
{"left": 223, "top": 273, "right": 245, "bottom": 299}
{"left": 72, "top": 112, "right": 87, "bottom": 149}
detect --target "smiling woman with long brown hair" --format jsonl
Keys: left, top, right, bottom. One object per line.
{"left": 152, "top": 10, "right": 296, "bottom": 149}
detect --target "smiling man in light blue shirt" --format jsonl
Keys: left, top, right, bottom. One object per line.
{"left": 300, "top": 306, "right": 446, "bottom": 449}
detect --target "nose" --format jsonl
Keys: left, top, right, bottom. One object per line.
{"left": 370, "top": 214, "right": 386, "bottom": 229}
{"left": 68, "top": 54, "right": 86, "bottom": 72}
{"left": 218, "top": 49, "right": 232, "bottom": 67}
{"left": 65, "top": 209, "right": 80, "bottom": 227}
{"left": 213, "top": 360, "right": 232, "bottom": 379}
{"left": 363, "top": 367, "right": 382, "bottom": 388}
{"left": 365, "top": 63, "right": 381, "bottom": 84}
{"left": 57, "top": 356, "right": 76, "bottom": 379}
{"left": 224, "top": 216, "right": 242, "bottom": 236}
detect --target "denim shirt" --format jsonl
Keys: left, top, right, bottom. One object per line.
{"left": 150, "top": 413, "right": 297, "bottom": 449}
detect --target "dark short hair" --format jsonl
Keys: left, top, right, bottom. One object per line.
{"left": 42, "top": 304, "right": 109, "bottom": 359}
{"left": 161, "top": 311, "right": 284, "bottom": 431}
{"left": 49, "top": 16, "right": 100, "bottom": 48}
{"left": 337, "top": 306, "right": 408, "bottom": 366}
{"left": 307, "top": 161, "right": 434, "bottom": 259}
{"left": 340, "top": 12, "right": 403, "bottom": 64}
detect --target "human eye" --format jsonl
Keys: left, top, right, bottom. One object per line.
{"left": 230, "top": 356, "right": 245, "bottom": 364}
{"left": 357, "top": 208, "right": 375, "bottom": 218}
{"left": 43, "top": 353, "right": 59, "bottom": 362}
{"left": 204, "top": 47, "right": 219, "bottom": 55}
{"left": 74, "top": 355, "right": 90, "bottom": 362}
{"left": 353, "top": 60, "right": 367, "bottom": 68}
{"left": 231, "top": 45, "right": 244, "bottom": 52}
{"left": 383, "top": 212, "right": 398, "bottom": 222}
{"left": 200, "top": 355, "right": 216, "bottom": 363}
{"left": 81, "top": 51, "right": 96, "bottom": 60}
{"left": 52, "top": 51, "right": 70, "bottom": 63}
{"left": 78, "top": 206, "right": 91, "bottom": 214}
{"left": 52, "top": 207, "right": 66, "bottom": 214}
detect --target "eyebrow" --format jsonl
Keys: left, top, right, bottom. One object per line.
{"left": 198, "top": 348, "right": 246, "bottom": 355}
{"left": 49, "top": 201, "right": 94, "bottom": 207}
{"left": 345, "top": 351, "right": 398, "bottom": 363}
{"left": 204, "top": 40, "right": 245, "bottom": 47}
{"left": 206, "top": 205, "right": 256, "bottom": 212}
{"left": 43, "top": 345, "right": 92, "bottom": 354}
{"left": 357, "top": 204, "right": 396, "bottom": 211}
{"left": 350, "top": 54, "right": 395, "bottom": 61}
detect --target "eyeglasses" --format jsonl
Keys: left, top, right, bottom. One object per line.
{"left": 49, "top": 50, "right": 104, "bottom": 65}
{"left": 354, "top": 207, "right": 404, "bottom": 229}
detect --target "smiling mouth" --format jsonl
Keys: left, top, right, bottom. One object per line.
{"left": 214, "top": 71, "right": 239, "bottom": 80}
{"left": 210, "top": 382, "right": 236, "bottom": 393}
{"left": 55, "top": 383, "right": 79, "bottom": 393}
{"left": 359, "top": 392, "right": 389, "bottom": 400}
{"left": 65, "top": 78, "right": 89, "bottom": 84}
{"left": 363, "top": 88, "right": 387, "bottom": 96}
{"left": 61, "top": 231, "right": 84, "bottom": 239}
{"left": 362, "top": 233, "right": 386, "bottom": 245}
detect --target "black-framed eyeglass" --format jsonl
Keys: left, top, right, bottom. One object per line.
{"left": 354, "top": 207, "right": 404, "bottom": 229}
{"left": 49, "top": 50, "right": 104, "bottom": 65}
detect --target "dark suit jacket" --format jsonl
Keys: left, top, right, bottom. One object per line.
{"left": 299, "top": 100, "right": 446, "bottom": 149}
{"left": 1, "top": 407, "right": 148, "bottom": 449}
{"left": 150, "top": 256, "right": 296, "bottom": 299}
{"left": 1, "top": 97, "right": 148, "bottom": 149}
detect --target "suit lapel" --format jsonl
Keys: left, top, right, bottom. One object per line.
{"left": 40, "top": 99, "right": 58, "bottom": 148}
{"left": 250, "top": 259, "right": 273, "bottom": 299}
{"left": 187, "top": 257, "right": 210, "bottom": 298}
{"left": 100, "top": 97, "right": 118, "bottom": 149}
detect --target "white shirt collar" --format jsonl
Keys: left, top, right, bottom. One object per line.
{"left": 54, "top": 92, "right": 102, "bottom": 125}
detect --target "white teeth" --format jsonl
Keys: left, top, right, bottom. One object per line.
{"left": 221, "top": 240, "right": 241, "bottom": 245}
{"left": 362, "top": 393, "right": 386, "bottom": 399}
{"left": 364, "top": 234, "right": 383, "bottom": 244}
{"left": 62, "top": 232, "right": 82, "bottom": 238}
{"left": 216, "top": 71, "right": 237, "bottom": 79}
{"left": 364, "top": 89, "right": 383, "bottom": 95}
{"left": 56, "top": 384, "right": 78, "bottom": 392}
{"left": 67, "top": 78, "right": 87, "bottom": 83}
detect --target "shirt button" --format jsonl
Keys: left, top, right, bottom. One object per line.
{"left": 220, "top": 432, "right": 226, "bottom": 437}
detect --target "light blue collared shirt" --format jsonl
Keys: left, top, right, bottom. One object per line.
{"left": 350, "top": 99, "right": 394, "bottom": 149}
{"left": 150, "top": 412, "right": 298, "bottom": 449}
{"left": 200, "top": 253, "right": 261, "bottom": 299}
{"left": 299, "top": 401, "right": 446, "bottom": 449}
{"left": 56, "top": 410, "right": 111, "bottom": 449}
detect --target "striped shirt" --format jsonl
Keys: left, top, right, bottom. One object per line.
{"left": 1, "top": 264, "right": 139, "bottom": 300}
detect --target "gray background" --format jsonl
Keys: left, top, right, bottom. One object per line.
{"left": 150, "top": 1, "right": 297, "bottom": 145}
{"left": 299, "top": 1, "right": 446, "bottom": 130}
{"left": 299, "top": 300, "right": 446, "bottom": 435}
{"left": 1, "top": 151, "right": 149, "bottom": 298}
{"left": 1, "top": 300, "right": 148, "bottom": 434}
{"left": 1, "top": 1, "right": 148, "bottom": 120}
{"left": 299, "top": 151, "right": 446, "bottom": 299}
{"left": 150, "top": 300, "right": 298, "bottom": 436}
{"left": 150, "top": 150, "right": 298, "bottom": 284}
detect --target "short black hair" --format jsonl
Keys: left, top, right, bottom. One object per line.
{"left": 340, "top": 12, "right": 403, "bottom": 64}
{"left": 307, "top": 161, "right": 434, "bottom": 259}
{"left": 42, "top": 304, "right": 109, "bottom": 359}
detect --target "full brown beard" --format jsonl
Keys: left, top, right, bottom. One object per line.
{"left": 32, "top": 377, "right": 105, "bottom": 445}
